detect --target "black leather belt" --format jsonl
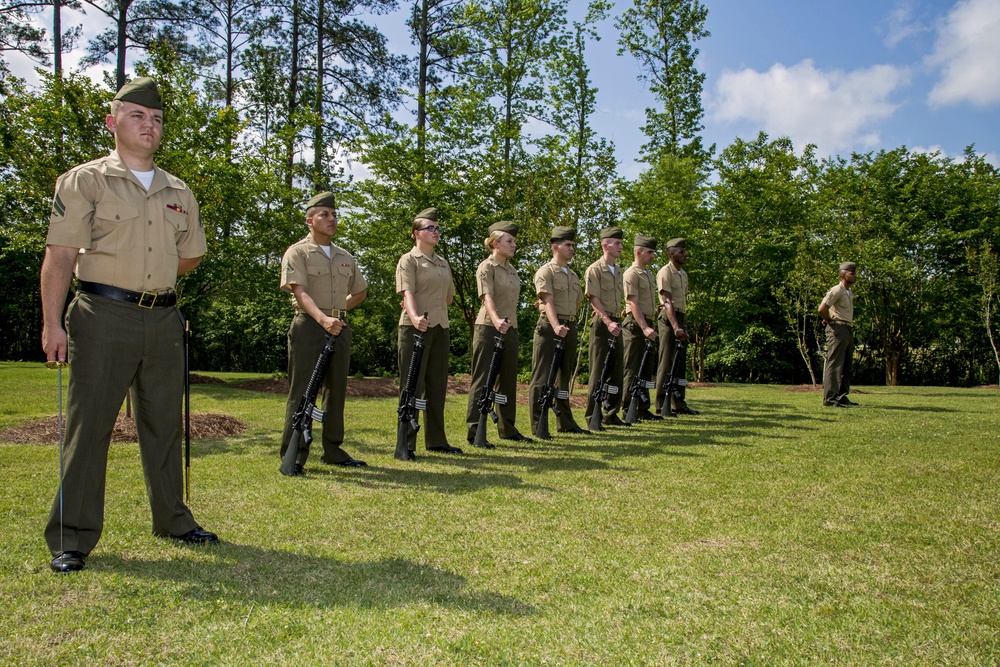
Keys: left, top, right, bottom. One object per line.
{"left": 78, "top": 280, "right": 177, "bottom": 308}
{"left": 557, "top": 315, "right": 576, "bottom": 323}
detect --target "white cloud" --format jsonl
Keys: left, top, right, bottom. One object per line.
{"left": 710, "top": 59, "right": 910, "bottom": 155}
{"left": 883, "top": 1, "right": 928, "bottom": 48}
{"left": 926, "top": 0, "right": 1000, "bottom": 108}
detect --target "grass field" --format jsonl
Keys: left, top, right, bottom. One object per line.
{"left": 1, "top": 360, "right": 998, "bottom": 665}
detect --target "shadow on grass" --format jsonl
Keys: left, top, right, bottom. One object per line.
{"left": 97, "top": 547, "right": 534, "bottom": 616}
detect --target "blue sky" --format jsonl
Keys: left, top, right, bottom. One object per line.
{"left": 9, "top": 0, "right": 1000, "bottom": 178}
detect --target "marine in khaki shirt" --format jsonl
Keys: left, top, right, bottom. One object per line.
{"left": 396, "top": 246, "right": 455, "bottom": 329}
{"left": 529, "top": 226, "right": 585, "bottom": 437}
{"left": 655, "top": 238, "right": 697, "bottom": 416}
{"left": 583, "top": 227, "right": 626, "bottom": 428}
{"left": 819, "top": 261, "right": 858, "bottom": 407}
{"left": 279, "top": 191, "right": 368, "bottom": 473}
{"left": 622, "top": 234, "right": 660, "bottom": 421}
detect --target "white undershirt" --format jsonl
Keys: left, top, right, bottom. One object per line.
{"left": 319, "top": 245, "right": 331, "bottom": 258}
{"left": 131, "top": 169, "right": 155, "bottom": 190}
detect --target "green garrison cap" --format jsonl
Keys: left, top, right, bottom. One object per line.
{"left": 839, "top": 261, "right": 857, "bottom": 272}
{"left": 489, "top": 220, "right": 519, "bottom": 236}
{"left": 415, "top": 207, "right": 438, "bottom": 222}
{"left": 667, "top": 237, "right": 686, "bottom": 249}
{"left": 551, "top": 226, "right": 576, "bottom": 243}
{"left": 113, "top": 77, "right": 162, "bottom": 110}
{"left": 305, "top": 191, "right": 337, "bottom": 210}
{"left": 634, "top": 234, "right": 657, "bottom": 250}
{"left": 600, "top": 227, "right": 624, "bottom": 240}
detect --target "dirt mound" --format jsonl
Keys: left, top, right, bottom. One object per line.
{"left": 1, "top": 413, "right": 247, "bottom": 445}
{"left": 974, "top": 384, "right": 999, "bottom": 389}
{"left": 236, "top": 375, "right": 476, "bottom": 398}
{"left": 190, "top": 373, "right": 226, "bottom": 384}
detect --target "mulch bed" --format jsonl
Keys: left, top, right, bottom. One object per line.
{"left": 782, "top": 385, "right": 865, "bottom": 394}
{"left": 0, "top": 413, "right": 247, "bottom": 445}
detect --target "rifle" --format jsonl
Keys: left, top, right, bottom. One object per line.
{"left": 624, "top": 339, "right": 656, "bottom": 425}
{"left": 473, "top": 320, "right": 508, "bottom": 449}
{"left": 280, "top": 331, "right": 337, "bottom": 476}
{"left": 534, "top": 337, "right": 570, "bottom": 439}
{"left": 395, "top": 313, "right": 429, "bottom": 459}
{"left": 659, "top": 340, "right": 689, "bottom": 417}
{"left": 587, "top": 336, "right": 620, "bottom": 432}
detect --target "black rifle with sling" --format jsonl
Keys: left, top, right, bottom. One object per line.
{"left": 534, "top": 337, "right": 569, "bottom": 439}
{"left": 473, "top": 319, "right": 508, "bottom": 449}
{"left": 587, "top": 335, "right": 620, "bottom": 431}
{"left": 395, "top": 313, "right": 429, "bottom": 459}
{"left": 280, "top": 331, "right": 338, "bottom": 476}
{"left": 624, "top": 339, "right": 656, "bottom": 425}
{"left": 659, "top": 339, "right": 689, "bottom": 417}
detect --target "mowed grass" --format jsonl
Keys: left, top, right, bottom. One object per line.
{"left": 1, "top": 360, "right": 998, "bottom": 666}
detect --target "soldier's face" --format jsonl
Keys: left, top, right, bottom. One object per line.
{"left": 554, "top": 240, "right": 575, "bottom": 262}
{"left": 496, "top": 232, "right": 516, "bottom": 258}
{"left": 671, "top": 247, "right": 688, "bottom": 266}
{"left": 307, "top": 207, "right": 337, "bottom": 237}
{"left": 107, "top": 101, "right": 163, "bottom": 155}
{"left": 843, "top": 269, "right": 857, "bottom": 286}
{"left": 603, "top": 238, "right": 623, "bottom": 260}
{"left": 636, "top": 247, "right": 655, "bottom": 266}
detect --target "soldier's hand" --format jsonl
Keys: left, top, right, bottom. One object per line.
{"left": 608, "top": 321, "right": 622, "bottom": 337}
{"left": 416, "top": 314, "right": 430, "bottom": 332}
{"left": 644, "top": 326, "right": 658, "bottom": 341}
{"left": 675, "top": 327, "right": 690, "bottom": 342}
{"left": 323, "top": 317, "right": 345, "bottom": 336}
{"left": 42, "top": 325, "right": 68, "bottom": 363}
{"left": 496, "top": 318, "right": 511, "bottom": 334}
{"left": 556, "top": 324, "right": 569, "bottom": 338}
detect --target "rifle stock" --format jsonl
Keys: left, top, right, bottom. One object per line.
{"left": 588, "top": 335, "right": 620, "bottom": 431}
{"left": 623, "top": 339, "right": 656, "bottom": 425}
{"left": 473, "top": 323, "right": 508, "bottom": 448}
{"left": 534, "top": 337, "right": 569, "bottom": 438}
{"left": 659, "top": 340, "right": 689, "bottom": 417}
{"left": 396, "top": 315, "right": 429, "bottom": 459}
{"left": 281, "top": 332, "right": 337, "bottom": 476}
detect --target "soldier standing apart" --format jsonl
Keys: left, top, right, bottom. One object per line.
{"left": 529, "top": 226, "right": 587, "bottom": 437}
{"left": 655, "top": 238, "right": 698, "bottom": 416}
{"left": 584, "top": 227, "right": 627, "bottom": 429}
{"left": 40, "top": 78, "right": 218, "bottom": 574}
{"left": 279, "top": 192, "right": 368, "bottom": 475}
{"left": 622, "top": 234, "right": 662, "bottom": 421}
{"left": 396, "top": 208, "right": 461, "bottom": 459}
{"left": 818, "top": 261, "right": 858, "bottom": 407}
{"left": 464, "top": 221, "right": 531, "bottom": 447}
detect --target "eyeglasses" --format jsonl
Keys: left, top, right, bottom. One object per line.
{"left": 417, "top": 226, "right": 440, "bottom": 233}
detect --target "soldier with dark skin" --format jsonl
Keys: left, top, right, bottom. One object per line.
{"left": 465, "top": 221, "right": 532, "bottom": 447}
{"left": 529, "top": 226, "right": 587, "bottom": 437}
{"left": 40, "top": 78, "right": 218, "bottom": 574}
{"left": 819, "top": 262, "right": 858, "bottom": 407}
{"left": 655, "top": 238, "right": 698, "bottom": 416}
{"left": 396, "top": 208, "right": 461, "bottom": 459}
{"left": 622, "top": 234, "right": 662, "bottom": 421}
{"left": 583, "top": 227, "right": 626, "bottom": 429}
{"left": 279, "top": 192, "right": 368, "bottom": 474}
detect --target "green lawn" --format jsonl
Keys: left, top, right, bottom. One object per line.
{"left": 1, "top": 360, "right": 998, "bottom": 665}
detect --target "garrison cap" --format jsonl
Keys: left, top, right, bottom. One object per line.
{"left": 113, "top": 77, "right": 162, "bottom": 110}
{"left": 634, "top": 234, "right": 657, "bottom": 250}
{"left": 415, "top": 207, "right": 438, "bottom": 222}
{"left": 305, "top": 191, "right": 337, "bottom": 210}
{"left": 667, "top": 237, "right": 686, "bottom": 249}
{"left": 839, "top": 261, "right": 857, "bottom": 272}
{"left": 551, "top": 226, "right": 576, "bottom": 243}
{"left": 600, "top": 227, "right": 624, "bottom": 240}
{"left": 489, "top": 220, "right": 519, "bottom": 236}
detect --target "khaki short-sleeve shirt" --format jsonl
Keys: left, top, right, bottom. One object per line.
{"left": 280, "top": 236, "right": 367, "bottom": 313}
{"left": 475, "top": 256, "right": 520, "bottom": 328}
{"left": 396, "top": 246, "right": 455, "bottom": 328}
{"left": 585, "top": 258, "right": 624, "bottom": 317}
{"left": 624, "top": 263, "right": 657, "bottom": 320}
{"left": 821, "top": 283, "right": 854, "bottom": 324}
{"left": 533, "top": 261, "right": 583, "bottom": 317}
{"left": 657, "top": 262, "right": 688, "bottom": 313}
{"left": 46, "top": 151, "right": 205, "bottom": 292}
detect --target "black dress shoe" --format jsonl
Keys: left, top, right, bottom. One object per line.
{"left": 839, "top": 397, "right": 859, "bottom": 406}
{"left": 334, "top": 458, "right": 367, "bottom": 467}
{"left": 428, "top": 445, "right": 464, "bottom": 454}
{"left": 603, "top": 415, "right": 627, "bottom": 427}
{"left": 825, "top": 402, "right": 845, "bottom": 408}
{"left": 396, "top": 450, "right": 417, "bottom": 461}
{"left": 559, "top": 426, "right": 591, "bottom": 434}
{"left": 51, "top": 551, "right": 86, "bottom": 573}
{"left": 501, "top": 433, "right": 534, "bottom": 443}
{"left": 293, "top": 463, "right": 305, "bottom": 475}
{"left": 640, "top": 412, "right": 664, "bottom": 421}
{"left": 678, "top": 407, "right": 700, "bottom": 415}
{"left": 172, "top": 526, "right": 220, "bottom": 545}
{"left": 473, "top": 442, "right": 496, "bottom": 449}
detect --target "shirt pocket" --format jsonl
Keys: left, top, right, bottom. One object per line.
{"left": 93, "top": 202, "right": 139, "bottom": 249}
{"left": 163, "top": 208, "right": 189, "bottom": 255}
